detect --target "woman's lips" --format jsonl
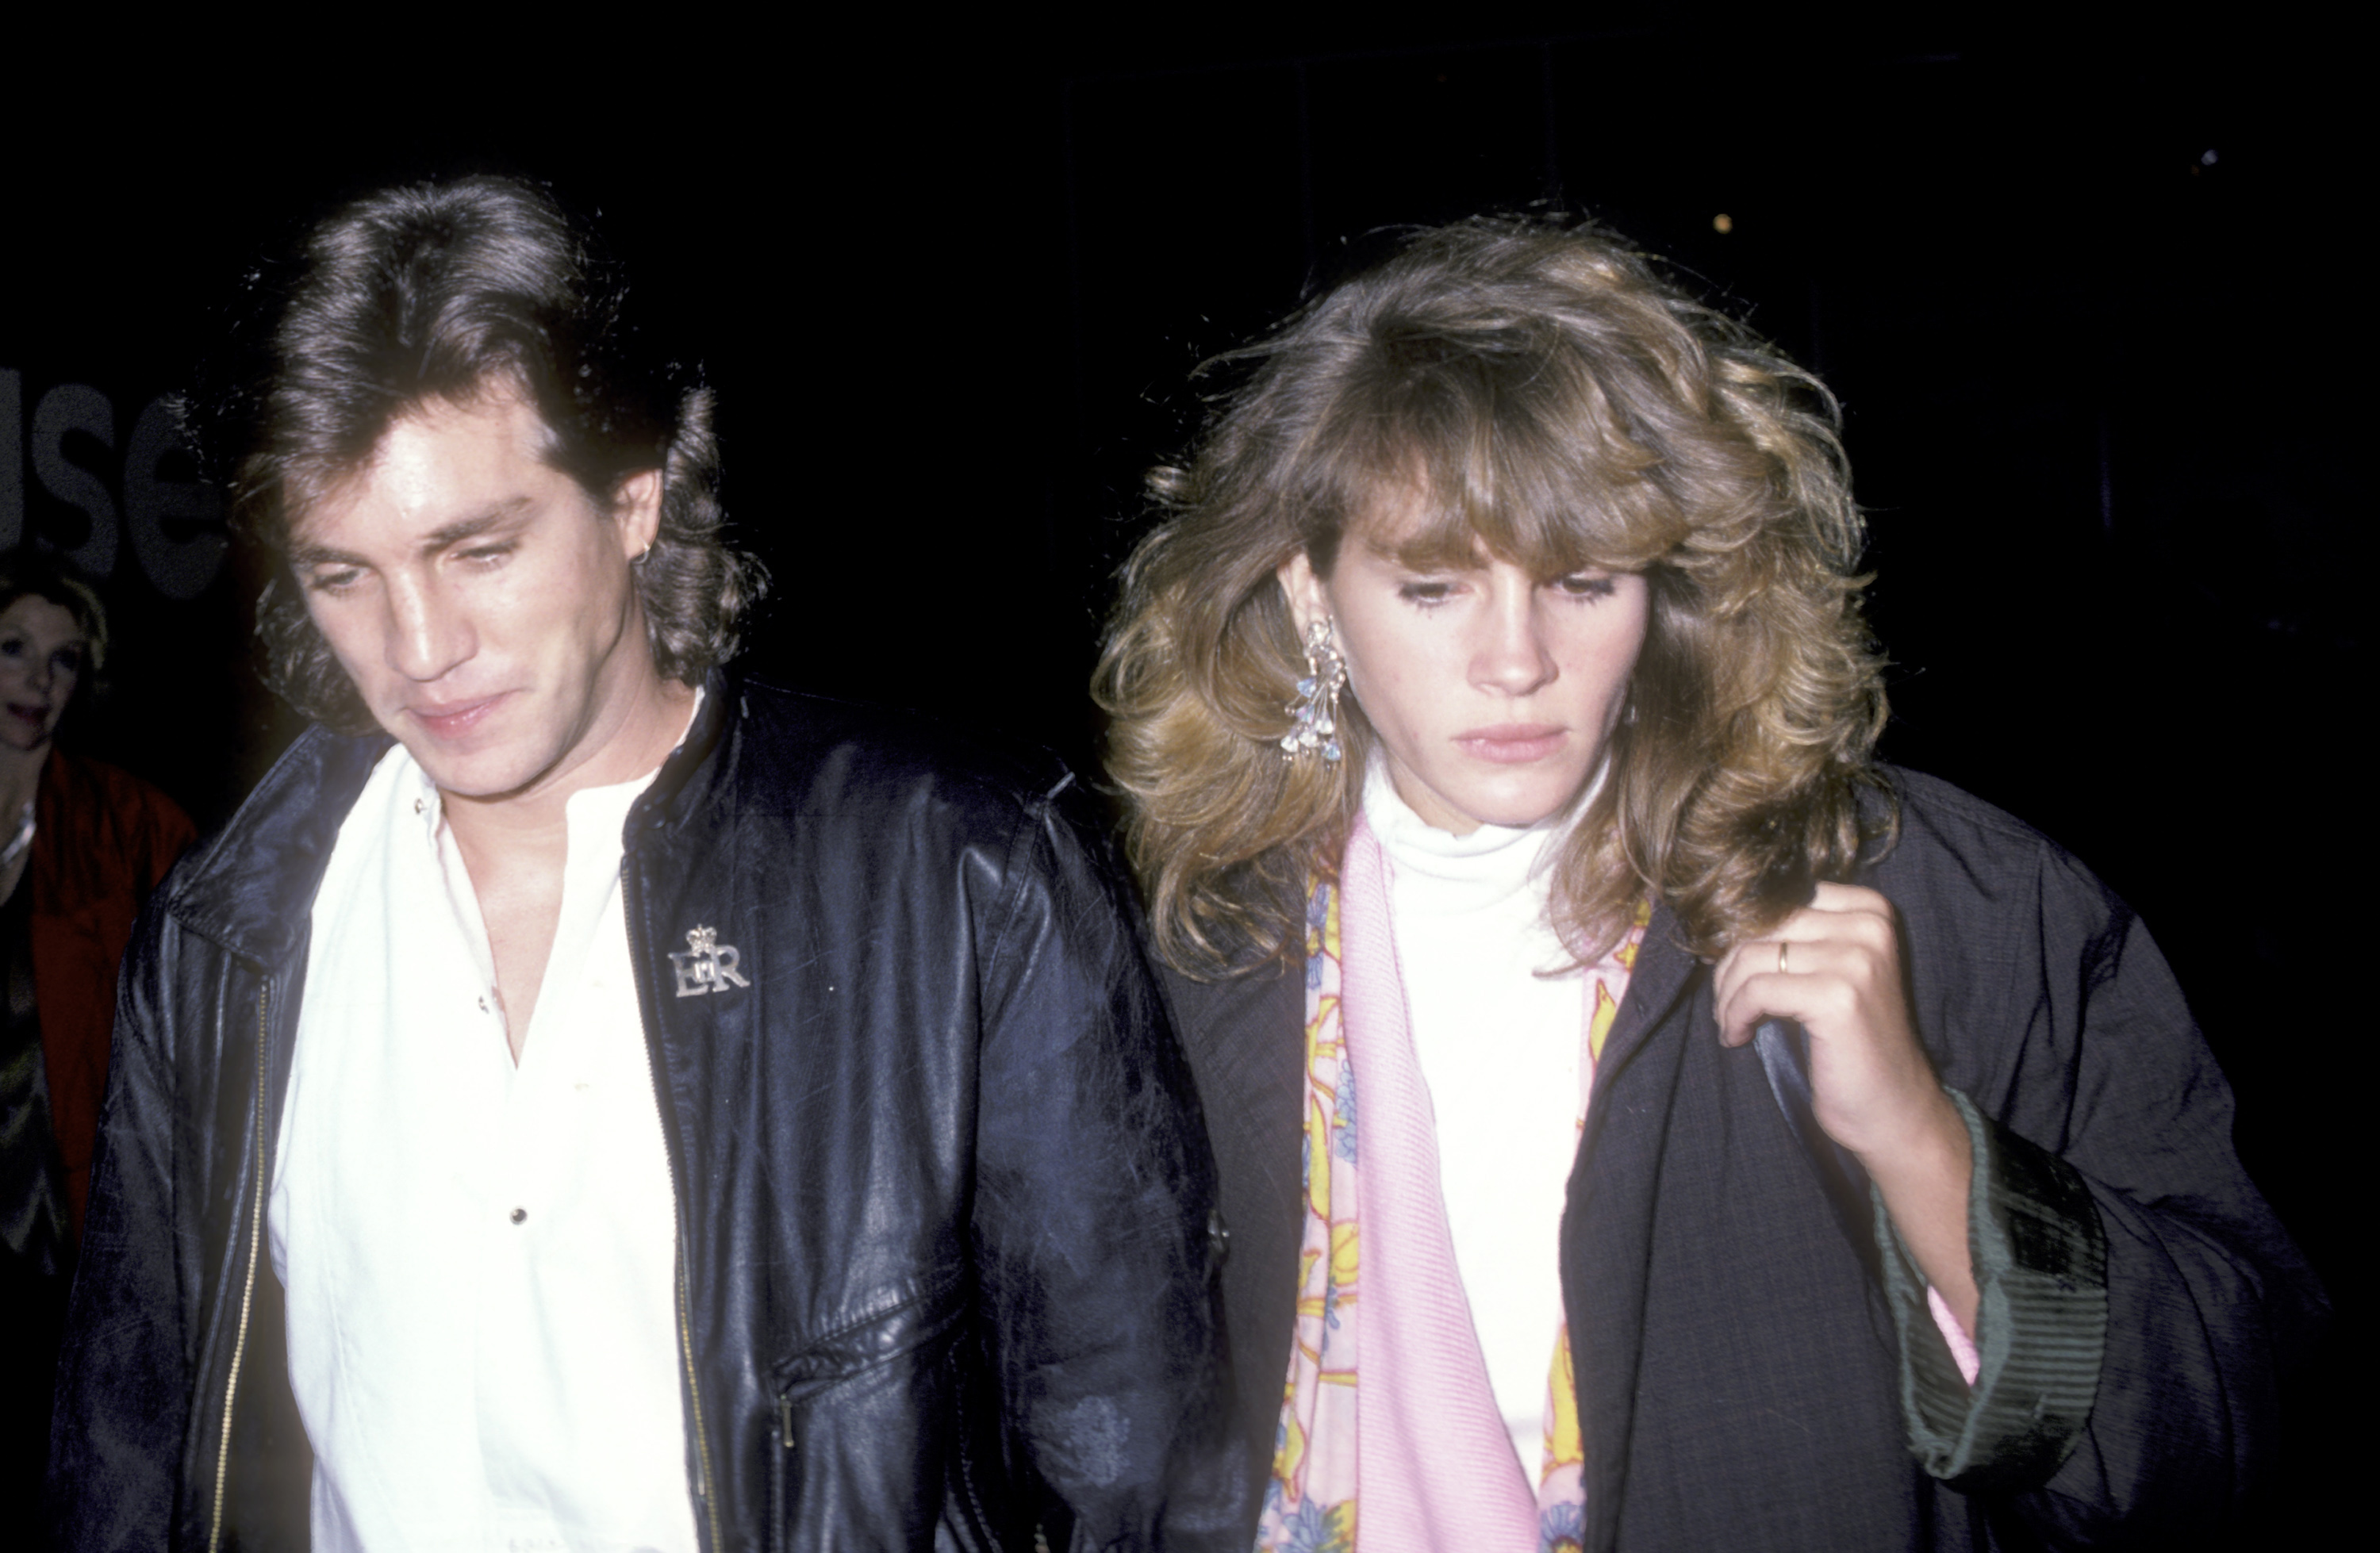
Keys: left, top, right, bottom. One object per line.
{"left": 409, "top": 694, "right": 505, "bottom": 742}
{"left": 1455, "top": 723, "right": 1567, "bottom": 763}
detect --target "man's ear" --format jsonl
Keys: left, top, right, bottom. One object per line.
{"left": 614, "top": 469, "right": 663, "bottom": 558}
{"left": 1276, "top": 550, "right": 1327, "bottom": 637}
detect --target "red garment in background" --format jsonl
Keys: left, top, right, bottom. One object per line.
{"left": 29, "top": 749, "right": 196, "bottom": 1242}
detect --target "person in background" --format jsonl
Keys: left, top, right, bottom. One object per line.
{"left": 0, "top": 551, "right": 194, "bottom": 1533}
{"left": 1096, "top": 217, "right": 2326, "bottom": 1551}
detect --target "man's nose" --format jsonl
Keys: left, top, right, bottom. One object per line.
{"left": 386, "top": 577, "right": 474, "bottom": 682}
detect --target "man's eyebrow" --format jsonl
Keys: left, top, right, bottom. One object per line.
{"left": 420, "top": 498, "right": 533, "bottom": 550}
{"left": 287, "top": 498, "right": 535, "bottom": 569}
{"left": 287, "top": 539, "right": 367, "bottom": 570}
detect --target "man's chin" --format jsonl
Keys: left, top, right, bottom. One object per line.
{"left": 391, "top": 736, "right": 545, "bottom": 805}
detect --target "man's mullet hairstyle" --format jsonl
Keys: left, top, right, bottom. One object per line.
{"left": 1096, "top": 214, "right": 1893, "bottom": 978}
{"left": 184, "top": 174, "right": 766, "bottom": 734}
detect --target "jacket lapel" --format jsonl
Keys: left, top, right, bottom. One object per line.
{"left": 166, "top": 725, "right": 390, "bottom": 968}
{"left": 1564, "top": 903, "right": 1703, "bottom": 1553}
{"left": 1161, "top": 955, "right": 1306, "bottom": 1503}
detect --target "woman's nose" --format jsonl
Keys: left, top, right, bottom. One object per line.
{"left": 1472, "top": 587, "right": 1558, "bottom": 696}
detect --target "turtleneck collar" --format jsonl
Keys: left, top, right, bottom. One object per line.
{"left": 1361, "top": 758, "right": 1593, "bottom": 919}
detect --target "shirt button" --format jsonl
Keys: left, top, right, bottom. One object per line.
{"left": 509, "top": 1207, "right": 528, "bottom": 1225}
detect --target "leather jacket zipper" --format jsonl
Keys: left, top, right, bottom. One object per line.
{"left": 770, "top": 1394, "right": 792, "bottom": 1553}
{"left": 205, "top": 880, "right": 725, "bottom": 1545}
{"left": 624, "top": 862, "right": 724, "bottom": 1551}
{"left": 674, "top": 1254, "right": 721, "bottom": 1551}
{"left": 208, "top": 983, "right": 271, "bottom": 1553}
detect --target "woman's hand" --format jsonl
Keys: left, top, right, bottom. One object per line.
{"left": 1714, "top": 883, "right": 1979, "bottom": 1333}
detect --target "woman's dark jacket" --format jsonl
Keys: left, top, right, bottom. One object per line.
{"left": 48, "top": 676, "right": 1239, "bottom": 1551}
{"left": 1169, "top": 769, "right": 2325, "bottom": 1551}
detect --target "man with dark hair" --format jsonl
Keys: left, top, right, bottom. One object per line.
{"left": 49, "top": 176, "right": 1234, "bottom": 1551}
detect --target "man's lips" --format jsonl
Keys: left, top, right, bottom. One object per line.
{"left": 1454, "top": 723, "right": 1567, "bottom": 763}
{"left": 408, "top": 694, "right": 506, "bottom": 741}
{"left": 6, "top": 702, "right": 50, "bottom": 726}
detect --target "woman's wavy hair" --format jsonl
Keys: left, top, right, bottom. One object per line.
{"left": 0, "top": 550, "right": 109, "bottom": 675}
{"left": 183, "top": 174, "right": 766, "bottom": 733}
{"left": 0, "top": 550, "right": 111, "bottom": 733}
{"left": 1096, "top": 216, "right": 1892, "bottom": 977}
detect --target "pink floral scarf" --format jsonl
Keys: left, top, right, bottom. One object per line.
{"left": 1256, "top": 818, "right": 1645, "bottom": 1553}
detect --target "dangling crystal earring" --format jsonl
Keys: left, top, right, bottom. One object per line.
{"left": 1280, "top": 619, "right": 1347, "bottom": 764}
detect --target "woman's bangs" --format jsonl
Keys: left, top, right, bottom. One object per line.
{"left": 1380, "top": 400, "right": 1671, "bottom": 578}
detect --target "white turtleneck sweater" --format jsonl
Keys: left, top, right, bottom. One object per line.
{"left": 1362, "top": 762, "right": 1591, "bottom": 1477}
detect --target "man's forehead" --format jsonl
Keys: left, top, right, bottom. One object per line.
{"left": 287, "top": 389, "right": 556, "bottom": 545}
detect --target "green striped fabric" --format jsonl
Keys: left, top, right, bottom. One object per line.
{"left": 1877, "top": 1087, "right": 2109, "bottom": 1491}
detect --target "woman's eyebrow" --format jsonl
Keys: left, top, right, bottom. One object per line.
{"left": 1370, "top": 532, "right": 1488, "bottom": 570}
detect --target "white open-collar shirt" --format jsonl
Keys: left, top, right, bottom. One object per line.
{"left": 269, "top": 711, "right": 700, "bottom": 1553}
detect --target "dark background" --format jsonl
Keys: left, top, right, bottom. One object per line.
{"left": 6, "top": 18, "right": 2355, "bottom": 1529}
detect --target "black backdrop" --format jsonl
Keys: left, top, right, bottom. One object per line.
{"left": 4, "top": 18, "right": 2355, "bottom": 1527}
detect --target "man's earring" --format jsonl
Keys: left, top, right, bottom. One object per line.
{"left": 1280, "top": 619, "right": 1346, "bottom": 764}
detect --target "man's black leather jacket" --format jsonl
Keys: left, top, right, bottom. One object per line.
{"left": 48, "top": 675, "right": 1238, "bottom": 1550}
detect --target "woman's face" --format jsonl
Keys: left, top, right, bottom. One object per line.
{"left": 0, "top": 595, "right": 90, "bottom": 754}
{"left": 1279, "top": 500, "right": 1650, "bottom": 836}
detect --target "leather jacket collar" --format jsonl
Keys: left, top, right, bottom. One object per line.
{"left": 164, "top": 669, "right": 737, "bottom": 967}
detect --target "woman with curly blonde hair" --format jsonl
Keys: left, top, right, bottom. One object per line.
{"left": 1097, "top": 218, "right": 2318, "bottom": 1551}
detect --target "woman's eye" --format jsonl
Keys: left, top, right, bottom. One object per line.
{"left": 1555, "top": 573, "right": 1619, "bottom": 600}
{"left": 52, "top": 652, "right": 81, "bottom": 675}
{"left": 1397, "top": 579, "right": 1457, "bottom": 605}
{"left": 0, "top": 637, "right": 20, "bottom": 658}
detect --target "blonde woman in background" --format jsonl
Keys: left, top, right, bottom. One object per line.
{"left": 0, "top": 552, "right": 191, "bottom": 1531}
